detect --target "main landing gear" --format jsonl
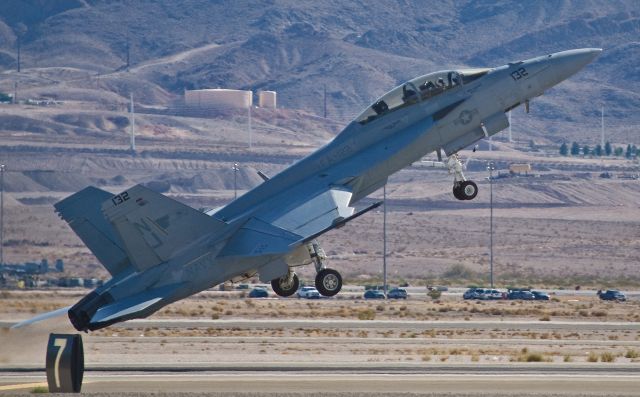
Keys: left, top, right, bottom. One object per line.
{"left": 448, "top": 154, "right": 478, "bottom": 201}
{"left": 271, "top": 240, "right": 343, "bottom": 298}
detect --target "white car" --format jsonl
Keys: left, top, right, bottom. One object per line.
{"left": 297, "top": 286, "right": 321, "bottom": 299}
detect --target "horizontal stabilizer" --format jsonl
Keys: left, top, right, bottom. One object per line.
{"left": 101, "top": 185, "right": 227, "bottom": 271}
{"left": 55, "top": 186, "right": 132, "bottom": 276}
{"left": 89, "top": 284, "right": 182, "bottom": 329}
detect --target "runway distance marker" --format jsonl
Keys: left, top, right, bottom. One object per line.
{"left": 45, "top": 333, "right": 84, "bottom": 393}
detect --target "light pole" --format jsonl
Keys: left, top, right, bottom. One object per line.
{"left": 487, "top": 161, "right": 495, "bottom": 288}
{"left": 0, "top": 164, "right": 4, "bottom": 266}
{"left": 232, "top": 163, "right": 239, "bottom": 200}
{"left": 383, "top": 183, "right": 387, "bottom": 297}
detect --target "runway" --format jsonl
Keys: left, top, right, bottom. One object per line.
{"left": 2, "top": 365, "right": 640, "bottom": 395}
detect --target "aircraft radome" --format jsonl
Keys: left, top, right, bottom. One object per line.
{"left": 14, "top": 48, "right": 601, "bottom": 331}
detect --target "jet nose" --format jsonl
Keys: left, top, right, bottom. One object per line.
{"left": 534, "top": 48, "right": 602, "bottom": 90}
{"left": 553, "top": 48, "right": 602, "bottom": 76}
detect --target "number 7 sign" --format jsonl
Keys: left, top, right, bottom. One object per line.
{"left": 46, "top": 334, "right": 84, "bottom": 392}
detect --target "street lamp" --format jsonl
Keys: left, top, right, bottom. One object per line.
{"left": 487, "top": 161, "right": 496, "bottom": 288}
{"left": 383, "top": 183, "right": 387, "bottom": 297}
{"left": 0, "top": 164, "right": 4, "bottom": 266}
{"left": 232, "top": 163, "right": 239, "bottom": 200}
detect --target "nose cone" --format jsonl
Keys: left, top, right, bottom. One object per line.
{"left": 535, "top": 48, "right": 602, "bottom": 90}
{"left": 555, "top": 48, "right": 602, "bottom": 72}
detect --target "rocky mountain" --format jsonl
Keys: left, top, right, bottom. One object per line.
{"left": 0, "top": 0, "right": 639, "bottom": 141}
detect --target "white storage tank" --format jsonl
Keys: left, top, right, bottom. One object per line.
{"left": 258, "top": 90, "right": 277, "bottom": 109}
{"left": 185, "top": 89, "right": 252, "bottom": 109}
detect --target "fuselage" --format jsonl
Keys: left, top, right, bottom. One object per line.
{"left": 70, "top": 49, "right": 601, "bottom": 331}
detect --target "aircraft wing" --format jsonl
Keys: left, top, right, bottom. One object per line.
{"left": 260, "top": 187, "right": 355, "bottom": 238}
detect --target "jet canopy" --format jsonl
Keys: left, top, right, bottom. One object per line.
{"left": 356, "top": 68, "right": 490, "bottom": 125}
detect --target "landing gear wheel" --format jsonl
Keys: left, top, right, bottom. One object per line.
{"left": 315, "top": 268, "right": 342, "bottom": 297}
{"left": 452, "top": 184, "right": 464, "bottom": 200}
{"left": 271, "top": 272, "right": 299, "bottom": 297}
{"left": 460, "top": 180, "right": 478, "bottom": 200}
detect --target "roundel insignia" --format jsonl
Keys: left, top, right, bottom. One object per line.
{"left": 459, "top": 110, "right": 473, "bottom": 125}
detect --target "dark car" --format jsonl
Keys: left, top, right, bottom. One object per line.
{"left": 387, "top": 288, "right": 408, "bottom": 299}
{"left": 249, "top": 288, "right": 268, "bottom": 298}
{"left": 531, "top": 290, "right": 550, "bottom": 300}
{"left": 598, "top": 290, "right": 626, "bottom": 301}
{"left": 364, "top": 290, "right": 386, "bottom": 299}
{"left": 507, "top": 290, "right": 534, "bottom": 300}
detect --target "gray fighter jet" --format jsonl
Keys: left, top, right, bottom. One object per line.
{"left": 45, "top": 48, "right": 601, "bottom": 331}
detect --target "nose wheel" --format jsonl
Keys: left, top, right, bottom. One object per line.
{"left": 447, "top": 154, "right": 478, "bottom": 201}
{"left": 315, "top": 268, "right": 342, "bottom": 297}
{"left": 453, "top": 180, "right": 478, "bottom": 200}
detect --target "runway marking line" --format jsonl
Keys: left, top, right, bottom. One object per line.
{"left": 0, "top": 381, "right": 93, "bottom": 391}
{"left": 0, "top": 382, "right": 48, "bottom": 391}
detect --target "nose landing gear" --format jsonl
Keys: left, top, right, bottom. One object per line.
{"left": 448, "top": 154, "right": 478, "bottom": 200}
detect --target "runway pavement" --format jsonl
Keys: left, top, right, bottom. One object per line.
{"left": 1, "top": 365, "right": 640, "bottom": 395}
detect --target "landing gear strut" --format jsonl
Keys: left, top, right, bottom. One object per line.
{"left": 448, "top": 154, "right": 478, "bottom": 200}
{"left": 271, "top": 271, "right": 299, "bottom": 297}
{"left": 308, "top": 240, "right": 342, "bottom": 297}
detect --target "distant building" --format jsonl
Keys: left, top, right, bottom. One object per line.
{"left": 184, "top": 89, "right": 252, "bottom": 110}
{"left": 258, "top": 90, "right": 277, "bottom": 109}
{"left": 509, "top": 163, "right": 531, "bottom": 175}
{"left": 55, "top": 259, "right": 64, "bottom": 272}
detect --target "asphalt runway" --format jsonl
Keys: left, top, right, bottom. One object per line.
{"left": 2, "top": 366, "right": 640, "bottom": 396}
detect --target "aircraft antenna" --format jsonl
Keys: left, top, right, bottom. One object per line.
{"left": 129, "top": 93, "right": 136, "bottom": 153}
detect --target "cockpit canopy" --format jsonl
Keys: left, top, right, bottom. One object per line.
{"left": 356, "top": 68, "right": 490, "bottom": 125}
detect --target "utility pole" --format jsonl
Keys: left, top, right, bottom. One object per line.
{"left": 232, "top": 163, "right": 239, "bottom": 199}
{"left": 601, "top": 105, "right": 605, "bottom": 148}
{"left": 487, "top": 161, "right": 495, "bottom": 288}
{"left": 0, "top": 164, "right": 5, "bottom": 266}
{"left": 248, "top": 106, "right": 252, "bottom": 149}
{"left": 129, "top": 93, "right": 136, "bottom": 153}
{"left": 508, "top": 110, "right": 513, "bottom": 142}
{"left": 383, "top": 183, "right": 387, "bottom": 297}
{"left": 323, "top": 84, "right": 327, "bottom": 119}
{"left": 13, "top": 82, "right": 17, "bottom": 105}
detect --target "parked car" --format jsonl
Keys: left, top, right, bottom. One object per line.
{"left": 297, "top": 286, "right": 321, "bottom": 299}
{"left": 249, "top": 288, "right": 268, "bottom": 298}
{"left": 485, "top": 289, "right": 504, "bottom": 300}
{"left": 387, "top": 288, "right": 408, "bottom": 299}
{"left": 364, "top": 290, "right": 386, "bottom": 299}
{"left": 531, "top": 290, "right": 550, "bottom": 300}
{"left": 598, "top": 290, "right": 626, "bottom": 301}
{"left": 507, "top": 290, "right": 534, "bottom": 300}
{"left": 463, "top": 288, "right": 488, "bottom": 300}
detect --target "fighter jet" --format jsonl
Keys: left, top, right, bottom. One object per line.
{"left": 33, "top": 48, "right": 601, "bottom": 331}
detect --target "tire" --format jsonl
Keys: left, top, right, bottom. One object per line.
{"left": 460, "top": 180, "right": 478, "bottom": 200}
{"left": 315, "top": 268, "right": 342, "bottom": 297}
{"left": 271, "top": 272, "right": 299, "bottom": 297}
{"left": 452, "top": 185, "right": 464, "bottom": 200}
